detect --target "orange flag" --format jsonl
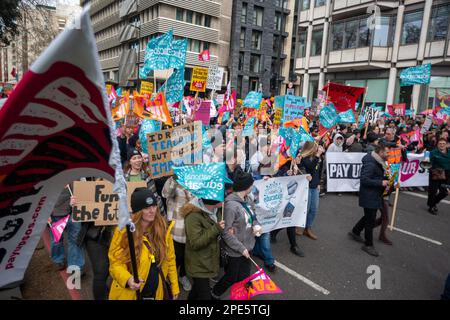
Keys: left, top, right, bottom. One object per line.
{"left": 133, "top": 92, "right": 173, "bottom": 126}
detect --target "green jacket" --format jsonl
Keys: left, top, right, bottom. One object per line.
{"left": 431, "top": 149, "right": 450, "bottom": 171}
{"left": 182, "top": 199, "right": 221, "bottom": 279}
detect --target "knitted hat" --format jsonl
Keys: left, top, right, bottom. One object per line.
{"left": 127, "top": 148, "right": 142, "bottom": 162}
{"left": 232, "top": 168, "right": 254, "bottom": 192}
{"left": 367, "top": 132, "right": 379, "bottom": 143}
{"left": 130, "top": 188, "right": 157, "bottom": 214}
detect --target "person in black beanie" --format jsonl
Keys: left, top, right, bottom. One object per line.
{"left": 212, "top": 168, "right": 262, "bottom": 299}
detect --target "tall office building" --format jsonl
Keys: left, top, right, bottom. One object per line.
{"left": 81, "top": 0, "right": 232, "bottom": 90}
{"left": 294, "top": 0, "right": 450, "bottom": 112}
{"left": 229, "top": 0, "right": 300, "bottom": 98}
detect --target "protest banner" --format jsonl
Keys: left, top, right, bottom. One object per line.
{"left": 319, "top": 103, "right": 338, "bottom": 129}
{"left": 243, "top": 91, "right": 263, "bottom": 109}
{"left": 159, "top": 68, "right": 185, "bottom": 103}
{"left": 72, "top": 181, "right": 147, "bottom": 225}
{"left": 140, "top": 30, "right": 173, "bottom": 78}
{"left": 326, "top": 152, "right": 365, "bottom": 192}
{"left": 364, "top": 107, "right": 380, "bottom": 125}
{"left": 326, "top": 152, "right": 429, "bottom": 192}
{"left": 0, "top": 9, "right": 130, "bottom": 288}
{"left": 195, "top": 100, "right": 211, "bottom": 126}
{"left": 169, "top": 38, "right": 187, "bottom": 70}
{"left": 243, "top": 117, "right": 256, "bottom": 137}
{"left": 282, "top": 95, "right": 306, "bottom": 123}
{"left": 147, "top": 121, "right": 203, "bottom": 179}
{"left": 133, "top": 91, "right": 173, "bottom": 126}
{"left": 337, "top": 109, "right": 356, "bottom": 124}
{"left": 173, "top": 162, "right": 230, "bottom": 202}
{"left": 139, "top": 118, "right": 162, "bottom": 154}
{"left": 322, "top": 82, "right": 365, "bottom": 113}
{"left": 140, "top": 81, "right": 154, "bottom": 95}
{"left": 387, "top": 103, "right": 406, "bottom": 117}
{"left": 252, "top": 175, "right": 309, "bottom": 233}
{"left": 206, "top": 66, "right": 224, "bottom": 91}
{"left": 273, "top": 107, "right": 283, "bottom": 125}
{"left": 400, "top": 64, "right": 431, "bottom": 86}
{"left": 420, "top": 115, "right": 433, "bottom": 134}
{"left": 216, "top": 94, "right": 225, "bottom": 106}
{"left": 190, "top": 67, "right": 209, "bottom": 92}
{"left": 230, "top": 268, "right": 282, "bottom": 300}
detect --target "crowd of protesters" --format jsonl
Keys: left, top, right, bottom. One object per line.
{"left": 46, "top": 95, "right": 450, "bottom": 301}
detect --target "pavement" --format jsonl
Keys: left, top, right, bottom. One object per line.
{"left": 14, "top": 190, "right": 450, "bottom": 300}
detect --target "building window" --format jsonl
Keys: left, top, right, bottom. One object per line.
{"left": 250, "top": 54, "right": 261, "bottom": 73}
{"left": 176, "top": 8, "right": 183, "bottom": 21}
{"left": 401, "top": 11, "right": 423, "bottom": 45}
{"left": 428, "top": 5, "right": 450, "bottom": 42}
{"left": 241, "top": 2, "right": 247, "bottom": 24}
{"left": 301, "top": 0, "right": 310, "bottom": 11}
{"left": 332, "top": 22, "right": 344, "bottom": 51}
{"left": 373, "top": 16, "right": 391, "bottom": 46}
{"left": 297, "top": 29, "right": 307, "bottom": 58}
{"left": 310, "top": 26, "right": 323, "bottom": 56}
{"left": 253, "top": 6, "right": 264, "bottom": 27}
{"left": 239, "top": 52, "right": 245, "bottom": 71}
{"left": 238, "top": 75, "right": 243, "bottom": 97}
{"left": 195, "top": 13, "right": 202, "bottom": 26}
{"left": 344, "top": 20, "right": 358, "bottom": 49}
{"left": 186, "top": 10, "right": 193, "bottom": 24}
{"left": 188, "top": 39, "right": 200, "bottom": 52}
{"left": 204, "top": 15, "right": 211, "bottom": 28}
{"left": 358, "top": 19, "right": 370, "bottom": 48}
{"left": 315, "top": 0, "right": 326, "bottom": 7}
{"left": 251, "top": 30, "right": 262, "bottom": 50}
{"left": 274, "top": 13, "right": 282, "bottom": 31}
{"left": 240, "top": 28, "right": 246, "bottom": 48}
{"left": 203, "top": 42, "right": 210, "bottom": 51}
{"left": 249, "top": 77, "right": 259, "bottom": 91}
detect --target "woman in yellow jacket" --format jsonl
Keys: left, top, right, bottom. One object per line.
{"left": 108, "top": 188, "right": 180, "bottom": 300}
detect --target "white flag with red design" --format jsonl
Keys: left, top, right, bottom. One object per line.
{"left": 0, "top": 7, "right": 129, "bottom": 288}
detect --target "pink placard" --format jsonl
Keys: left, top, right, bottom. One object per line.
{"left": 195, "top": 100, "right": 211, "bottom": 126}
{"left": 50, "top": 215, "right": 70, "bottom": 243}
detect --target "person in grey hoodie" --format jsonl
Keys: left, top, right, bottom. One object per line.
{"left": 212, "top": 168, "right": 262, "bottom": 299}
{"left": 327, "top": 133, "right": 345, "bottom": 153}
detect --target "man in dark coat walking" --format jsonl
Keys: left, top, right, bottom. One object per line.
{"left": 348, "top": 143, "right": 391, "bottom": 257}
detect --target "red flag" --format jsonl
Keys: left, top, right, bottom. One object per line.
{"left": 218, "top": 89, "right": 237, "bottom": 113}
{"left": 0, "top": 9, "right": 128, "bottom": 288}
{"left": 322, "top": 82, "right": 365, "bottom": 113}
{"left": 198, "top": 49, "right": 210, "bottom": 62}
{"left": 10, "top": 67, "right": 17, "bottom": 78}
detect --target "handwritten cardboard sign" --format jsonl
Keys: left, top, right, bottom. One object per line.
{"left": 72, "top": 181, "right": 147, "bottom": 225}
{"left": 147, "top": 121, "right": 203, "bottom": 178}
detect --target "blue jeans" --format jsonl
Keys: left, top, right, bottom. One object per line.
{"left": 306, "top": 187, "right": 320, "bottom": 229}
{"left": 50, "top": 216, "right": 85, "bottom": 269}
{"left": 252, "top": 232, "right": 275, "bottom": 266}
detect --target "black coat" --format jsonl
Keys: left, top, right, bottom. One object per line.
{"left": 359, "top": 153, "right": 385, "bottom": 209}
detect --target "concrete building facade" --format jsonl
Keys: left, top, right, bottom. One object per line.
{"left": 81, "top": 0, "right": 232, "bottom": 90}
{"left": 295, "top": 0, "right": 450, "bottom": 112}
{"left": 228, "top": 0, "right": 300, "bottom": 98}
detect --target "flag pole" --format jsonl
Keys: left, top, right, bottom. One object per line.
{"left": 360, "top": 86, "right": 370, "bottom": 139}
{"left": 389, "top": 170, "right": 401, "bottom": 231}
{"left": 126, "top": 223, "right": 141, "bottom": 300}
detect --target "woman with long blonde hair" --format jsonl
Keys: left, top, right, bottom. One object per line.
{"left": 108, "top": 188, "right": 179, "bottom": 300}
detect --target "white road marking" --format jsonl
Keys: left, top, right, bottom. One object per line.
{"left": 402, "top": 191, "right": 450, "bottom": 205}
{"left": 274, "top": 261, "right": 330, "bottom": 295}
{"left": 392, "top": 227, "right": 443, "bottom": 246}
